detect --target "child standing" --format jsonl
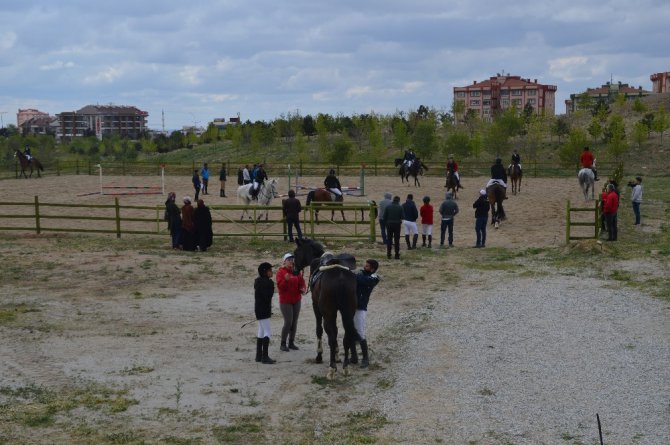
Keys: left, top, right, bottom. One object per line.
{"left": 354, "top": 259, "right": 380, "bottom": 368}
{"left": 254, "top": 262, "right": 276, "bottom": 364}
{"left": 419, "top": 196, "right": 433, "bottom": 248}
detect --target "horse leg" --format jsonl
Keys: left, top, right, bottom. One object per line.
{"left": 324, "top": 318, "right": 338, "bottom": 379}
{"left": 313, "top": 303, "right": 323, "bottom": 364}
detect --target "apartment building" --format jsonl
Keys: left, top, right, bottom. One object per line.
{"left": 17, "top": 108, "right": 50, "bottom": 127}
{"left": 453, "top": 74, "right": 557, "bottom": 120}
{"left": 564, "top": 82, "right": 651, "bottom": 114}
{"left": 650, "top": 72, "right": 670, "bottom": 93}
{"left": 56, "top": 105, "right": 148, "bottom": 139}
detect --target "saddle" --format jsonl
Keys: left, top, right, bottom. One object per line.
{"left": 309, "top": 253, "right": 356, "bottom": 290}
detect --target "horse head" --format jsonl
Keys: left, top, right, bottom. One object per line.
{"left": 293, "top": 238, "right": 324, "bottom": 273}
{"left": 267, "top": 178, "right": 279, "bottom": 198}
{"left": 394, "top": 158, "right": 403, "bottom": 167}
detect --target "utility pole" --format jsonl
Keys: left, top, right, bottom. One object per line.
{"left": 0, "top": 111, "right": 7, "bottom": 128}
{"left": 161, "top": 109, "right": 165, "bottom": 134}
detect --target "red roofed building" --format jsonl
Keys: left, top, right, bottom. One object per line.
{"left": 453, "top": 74, "right": 557, "bottom": 121}
{"left": 565, "top": 82, "right": 651, "bottom": 114}
{"left": 650, "top": 72, "right": 670, "bottom": 93}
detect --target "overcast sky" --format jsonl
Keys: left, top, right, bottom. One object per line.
{"left": 1, "top": 0, "right": 669, "bottom": 131}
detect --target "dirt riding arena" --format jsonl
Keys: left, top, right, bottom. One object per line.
{"left": 1, "top": 173, "right": 668, "bottom": 445}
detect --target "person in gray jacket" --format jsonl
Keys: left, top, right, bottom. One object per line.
{"left": 438, "top": 191, "right": 459, "bottom": 248}
{"left": 382, "top": 196, "right": 405, "bottom": 260}
{"left": 630, "top": 176, "right": 643, "bottom": 226}
{"left": 377, "top": 192, "right": 393, "bottom": 245}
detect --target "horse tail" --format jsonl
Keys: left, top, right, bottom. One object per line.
{"left": 36, "top": 160, "right": 44, "bottom": 171}
{"left": 306, "top": 190, "right": 315, "bottom": 206}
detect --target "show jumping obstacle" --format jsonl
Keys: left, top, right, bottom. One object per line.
{"left": 77, "top": 164, "right": 165, "bottom": 197}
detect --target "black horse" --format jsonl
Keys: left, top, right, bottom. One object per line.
{"left": 14, "top": 150, "right": 44, "bottom": 178}
{"left": 394, "top": 158, "right": 428, "bottom": 187}
{"left": 293, "top": 238, "right": 359, "bottom": 379}
{"left": 487, "top": 182, "right": 506, "bottom": 228}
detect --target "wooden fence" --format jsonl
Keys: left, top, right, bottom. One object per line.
{"left": 566, "top": 199, "right": 601, "bottom": 243}
{"left": 0, "top": 197, "right": 377, "bottom": 242}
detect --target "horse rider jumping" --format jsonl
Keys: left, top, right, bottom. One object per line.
{"left": 251, "top": 163, "right": 268, "bottom": 200}
{"left": 487, "top": 157, "right": 508, "bottom": 199}
{"left": 324, "top": 169, "right": 343, "bottom": 199}
{"left": 580, "top": 146, "right": 599, "bottom": 181}
{"left": 402, "top": 149, "right": 417, "bottom": 168}
{"left": 509, "top": 149, "right": 522, "bottom": 174}
{"left": 446, "top": 154, "right": 463, "bottom": 190}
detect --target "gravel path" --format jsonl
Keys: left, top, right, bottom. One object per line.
{"left": 374, "top": 270, "right": 670, "bottom": 445}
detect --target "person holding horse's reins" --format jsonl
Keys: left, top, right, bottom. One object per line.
{"left": 254, "top": 262, "right": 276, "bottom": 364}
{"left": 353, "top": 259, "right": 380, "bottom": 369}
{"left": 324, "top": 169, "right": 342, "bottom": 198}
{"left": 276, "top": 253, "right": 307, "bottom": 352}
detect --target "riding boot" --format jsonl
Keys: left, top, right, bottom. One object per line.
{"left": 387, "top": 244, "right": 392, "bottom": 259}
{"left": 360, "top": 340, "right": 369, "bottom": 368}
{"left": 428, "top": 235, "right": 432, "bottom": 248}
{"left": 262, "top": 337, "right": 275, "bottom": 364}
{"left": 350, "top": 343, "right": 358, "bottom": 364}
{"left": 421, "top": 235, "right": 426, "bottom": 247}
{"left": 255, "top": 337, "right": 263, "bottom": 362}
{"left": 220, "top": 189, "right": 224, "bottom": 197}
{"left": 412, "top": 234, "right": 418, "bottom": 249}
{"left": 405, "top": 235, "right": 411, "bottom": 250}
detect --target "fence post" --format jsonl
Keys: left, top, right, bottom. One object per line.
{"left": 309, "top": 205, "right": 315, "bottom": 237}
{"left": 76, "top": 159, "right": 80, "bottom": 175}
{"left": 115, "top": 197, "right": 121, "bottom": 238}
{"left": 57, "top": 159, "right": 60, "bottom": 176}
{"left": 369, "top": 203, "right": 376, "bottom": 243}
{"left": 360, "top": 165, "right": 365, "bottom": 196}
{"left": 566, "top": 200, "right": 570, "bottom": 244}
{"left": 595, "top": 199, "right": 600, "bottom": 239}
{"left": 122, "top": 160, "right": 126, "bottom": 176}
{"left": 88, "top": 160, "right": 92, "bottom": 175}
{"left": 34, "top": 195, "right": 41, "bottom": 235}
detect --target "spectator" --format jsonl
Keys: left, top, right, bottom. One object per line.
{"left": 181, "top": 197, "right": 197, "bottom": 251}
{"left": 402, "top": 194, "right": 419, "bottom": 250}
{"left": 419, "top": 196, "right": 433, "bottom": 248}
{"left": 242, "top": 164, "right": 251, "bottom": 185}
{"left": 254, "top": 262, "right": 276, "bottom": 364}
{"left": 282, "top": 190, "right": 303, "bottom": 242}
{"left": 377, "top": 192, "right": 393, "bottom": 245}
{"left": 192, "top": 169, "right": 201, "bottom": 201}
{"left": 194, "top": 199, "right": 213, "bottom": 252}
{"left": 353, "top": 259, "right": 380, "bottom": 368}
{"left": 276, "top": 253, "right": 307, "bottom": 351}
{"left": 473, "top": 189, "right": 490, "bottom": 248}
{"left": 165, "top": 192, "right": 182, "bottom": 249}
{"left": 631, "top": 176, "right": 643, "bottom": 226}
{"left": 382, "top": 196, "right": 404, "bottom": 260}
{"left": 219, "top": 163, "right": 227, "bottom": 197}
{"left": 438, "top": 191, "right": 459, "bottom": 248}
{"left": 201, "top": 163, "right": 210, "bottom": 195}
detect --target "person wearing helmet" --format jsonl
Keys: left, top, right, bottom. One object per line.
{"left": 510, "top": 149, "right": 521, "bottom": 173}
{"left": 488, "top": 157, "right": 508, "bottom": 199}
{"left": 324, "top": 168, "right": 342, "bottom": 197}
{"left": 446, "top": 154, "right": 463, "bottom": 190}
{"left": 402, "top": 149, "right": 416, "bottom": 168}
{"left": 23, "top": 145, "right": 32, "bottom": 161}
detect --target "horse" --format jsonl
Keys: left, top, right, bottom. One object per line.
{"left": 578, "top": 168, "right": 595, "bottom": 201}
{"left": 293, "top": 238, "right": 359, "bottom": 379}
{"left": 236, "top": 178, "right": 279, "bottom": 221}
{"left": 14, "top": 150, "right": 44, "bottom": 178}
{"left": 306, "top": 188, "right": 345, "bottom": 223}
{"left": 444, "top": 171, "right": 459, "bottom": 199}
{"left": 487, "top": 182, "right": 506, "bottom": 228}
{"left": 508, "top": 163, "right": 522, "bottom": 195}
{"left": 394, "top": 158, "right": 428, "bottom": 187}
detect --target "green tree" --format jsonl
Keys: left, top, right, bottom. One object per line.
{"left": 451, "top": 99, "right": 466, "bottom": 124}
{"left": 652, "top": 107, "right": 669, "bottom": 142}
{"left": 558, "top": 128, "right": 588, "bottom": 167}
{"left": 443, "top": 129, "right": 470, "bottom": 159}
{"left": 523, "top": 114, "right": 545, "bottom": 163}
{"left": 411, "top": 119, "right": 437, "bottom": 160}
{"left": 367, "top": 117, "right": 386, "bottom": 165}
{"left": 587, "top": 117, "right": 604, "bottom": 143}
{"left": 294, "top": 130, "right": 308, "bottom": 164}
{"left": 551, "top": 115, "right": 570, "bottom": 143}
{"left": 632, "top": 121, "right": 648, "bottom": 148}
{"left": 326, "top": 135, "right": 352, "bottom": 166}
{"left": 392, "top": 118, "right": 410, "bottom": 153}
{"left": 201, "top": 123, "right": 220, "bottom": 143}
{"left": 484, "top": 121, "right": 512, "bottom": 157}
{"left": 632, "top": 98, "right": 647, "bottom": 113}
{"left": 607, "top": 115, "right": 628, "bottom": 160}
{"left": 315, "top": 116, "right": 330, "bottom": 161}
{"left": 141, "top": 138, "right": 157, "bottom": 154}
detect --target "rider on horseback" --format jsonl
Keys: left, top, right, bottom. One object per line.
{"left": 509, "top": 149, "right": 521, "bottom": 174}
{"left": 324, "top": 169, "right": 342, "bottom": 199}
{"left": 402, "top": 149, "right": 416, "bottom": 168}
{"left": 580, "top": 146, "right": 599, "bottom": 181}
{"left": 446, "top": 154, "right": 463, "bottom": 190}
{"left": 251, "top": 163, "right": 268, "bottom": 200}
{"left": 487, "top": 157, "right": 508, "bottom": 199}
{"left": 23, "top": 145, "right": 32, "bottom": 162}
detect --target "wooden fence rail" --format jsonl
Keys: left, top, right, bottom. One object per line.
{"left": 566, "top": 199, "right": 601, "bottom": 243}
{"left": 0, "top": 197, "right": 377, "bottom": 242}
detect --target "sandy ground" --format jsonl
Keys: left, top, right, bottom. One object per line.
{"left": 0, "top": 173, "right": 667, "bottom": 444}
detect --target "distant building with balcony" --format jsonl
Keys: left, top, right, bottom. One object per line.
{"left": 17, "top": 108, "right": 50, "bottom": 127}
{"left": 650, "top": 72, "right": 670, "bottom": 93}
{"left": 19, "top": 115, "right": 58, "bottom": 136}
{"left": 453, "top": 75, "right": 557, "bottom": 121}
{"left": 564, "top": 82, "right": 651, "bottom": 114}
{"left": 56, "top": 105, "right": 148, "bottom": 139}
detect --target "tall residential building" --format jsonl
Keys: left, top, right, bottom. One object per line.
{"left": 453, "top": 75, "right": 557, "bottom": 120}
{"left": 56, "top": 105, "right": 148, "bottom": 139}
{"left": 17, "top": 108, "right": 50, "bottom": 127}
{"left": 650, "top": 72, "right": 670, "bottom": 93}
{"left": 565, "top": 82, "right": 651, "bottom": 114}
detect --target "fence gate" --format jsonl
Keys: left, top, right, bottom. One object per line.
{"left": 566, "top": 200, "right": 600, "bottom": 243}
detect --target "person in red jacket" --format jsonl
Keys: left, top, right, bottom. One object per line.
{"left": 602, "top": 183, "right": 619, "bottom": 241}
{"left": 276, "top": 253, "right": 307, "bottom": 351}
{"left": 419, "top": 196, "right": 433, "bottom": 248}
{"left": 580, "top": 146, "right": 599, "bottom": 181}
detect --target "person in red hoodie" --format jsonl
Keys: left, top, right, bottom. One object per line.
{"left": 419, "top": 196, "right": 433, "bottom": 248}
{"left": 602, "top": 183, "right": 619, "bottom": 241}
{"left": 276, "top": 253, "right": 307, "bottom": 352}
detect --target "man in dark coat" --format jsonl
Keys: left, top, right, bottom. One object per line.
{"left": 282, "top": 189, "right": 303, "bottom": 242}
{"left": 165, "top": 192, "right": 182, "bottom": 249}
{"left": 194, "top": 199, "right": 213, "bottom": 251}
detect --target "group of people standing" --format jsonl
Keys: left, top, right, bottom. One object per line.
{"left": 253, "top": 252, "right": 380, "bottom": 366}
{"left": 165, "top": 192, "right": 213, "bottom": 251}
{"left": 192, "top": 163, "right": 228, "bottom": 200}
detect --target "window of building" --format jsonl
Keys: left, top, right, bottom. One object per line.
{"left": 527, "top": 89, "right": 537, "bottom": 96}
{"left": 527, "top": 99, "right": 536, "bottom": 105}
{"left": 456, "top": 91, "right": 466, "bottom": 97}
{"left": 483, "top": 91, "right": 491, "bottom": 97}
{"left": 511, "top": 89, "right": 522, "bottom": 96}
{"left": 500, "top": 90, "right": 509, "bottom": 96}
{"left": 470, "top": 100, "right": 480, "bottom": 106}
{"left": 483, "top": 100, "right": 491, "bottom": 106}
{"left": 512, "top": 99, "right": 522, "bottom": 106}
{"left": 502, "top": 99, "right": 510, "bottom": 106}
{"left": 470, "top": 91, "right": 481, "bottom": 97}
{"left": 483, "top": 109, "right": 490, "bottom": 115}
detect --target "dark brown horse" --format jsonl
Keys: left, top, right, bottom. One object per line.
{"left": 306, "top": 188, "right": 345, "bottom": 222}
{"left": 394, "top": 158, "right": 428, "bottom": 187}
{"left": 444, "top": 171, "right": 459, "bottom": 199}
{"left": 508, "top": 163, "right": 522, "bottom": 195}
{"left": 487, "top": 182, "right": 506, "bottom": 228}
{"left": 293, "top": 238, "right": 359, "bottom": 379}
{"left": 14, "top": 150, "right": 44, "bottom": 178}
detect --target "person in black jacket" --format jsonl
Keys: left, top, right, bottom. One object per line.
{"left": 324, "top": 169, "right": 342, "bottom": 197}
{"left": 473, "top": 189, "right": 490, "bottom": 248}
{"left": 194, "top": 199, "right": 213, "bottom": 252}
{"left": 489, "top": 157, "right": 508, "bottom": 199}
{"left": 401, "top": 194, "right": 419, "bottom": 250}
{"left": 282, "top": 189, "right": 303, "bottom": 242}
{"left": 164, "top": 192, "right": 182, "bottom": 249}
{"left": 254, "top": 262, "right": 276, "bottom": 364}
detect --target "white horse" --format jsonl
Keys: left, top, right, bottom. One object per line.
{"left": 237, "top": 178, "right": 279, "bottom": 221}
{"left": 578, "top": 167, "right": 595, "bottom": 201}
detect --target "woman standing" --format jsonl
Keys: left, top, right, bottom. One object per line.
{"left": 194, "top": 199, "right": 213, "bottom": 251}
{"left": 165, "top": 192, "right": 182, "bottom": 249}
{"left": 180, "top": 197, "right": 197, "bottom": 251}
{"left": 276, "top": 253, "right": 306, "bottom": 352}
